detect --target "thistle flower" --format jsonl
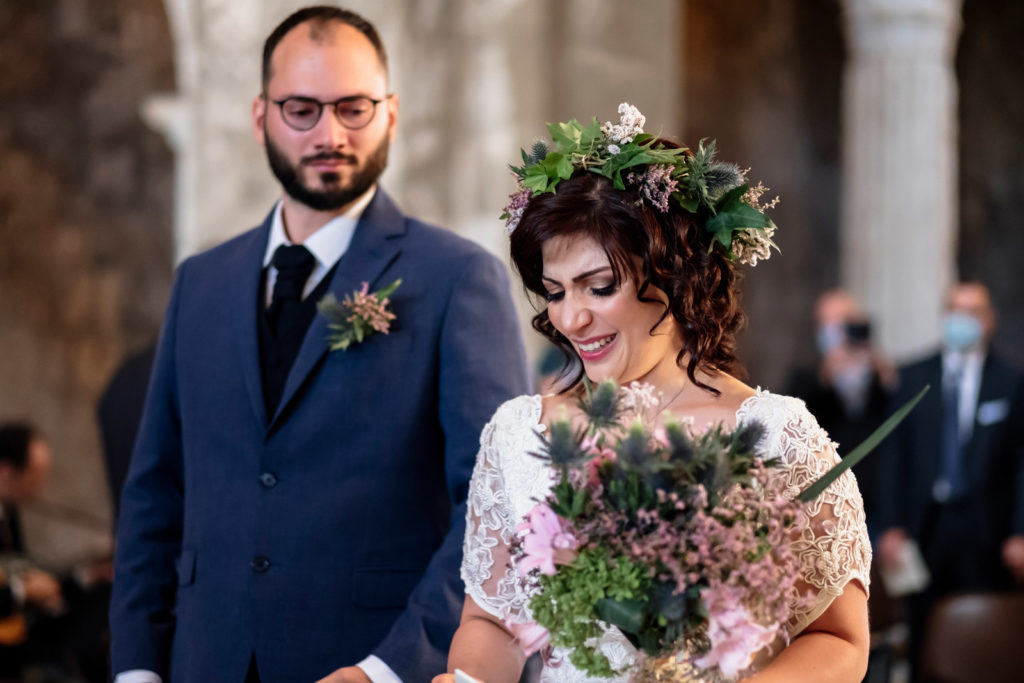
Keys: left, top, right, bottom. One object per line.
{"left": 582, "top": 379, "right": 622, "bottom": 431}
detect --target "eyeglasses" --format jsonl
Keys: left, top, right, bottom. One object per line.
{"left": 268, "top": 94, "right": 388, "bottom": 132}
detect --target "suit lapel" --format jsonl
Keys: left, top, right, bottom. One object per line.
{"left": 268, "top": 190, "right": 405, "bottom": 431}
{"left": 230, "top": 211, "right": 275, "bottom": 432}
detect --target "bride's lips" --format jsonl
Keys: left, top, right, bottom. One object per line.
{"left": 574, "top": 333, "right": 617, "bottom": 361}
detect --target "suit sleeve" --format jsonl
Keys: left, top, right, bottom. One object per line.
{"left": 371, "top": 250, "right": 530, "bottom": 680}
{"left": 108, "top": 261, "right": 188, "bottom": 677}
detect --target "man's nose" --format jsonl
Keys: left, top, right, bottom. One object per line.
{"left": 312, "top": 106, "right": 349, "bottom": 148}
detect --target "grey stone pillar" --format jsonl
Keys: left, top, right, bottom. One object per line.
{"left": 840, "top": 0, "right": 962, "bottom": 360}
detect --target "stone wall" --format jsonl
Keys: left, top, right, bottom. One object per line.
{"left": 0, "top": 0, "right": 175, "bottom": 566}
{"left": 957, "top": 0, "right": 1024, "bottom": 367}
{"left": 683, "top": 0, "right": 846, "bottom": 389}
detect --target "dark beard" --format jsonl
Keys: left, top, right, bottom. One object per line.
{"left": 264, "top": 132, "right": 389, "bottom": 211}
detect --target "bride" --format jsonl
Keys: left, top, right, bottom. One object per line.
{"left": 435, "top": 105, "right": 871, "bottom": 682}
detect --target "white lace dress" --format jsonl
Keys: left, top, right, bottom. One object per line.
{"left": 461, "top": 391, "right": 871, "bottom": 682}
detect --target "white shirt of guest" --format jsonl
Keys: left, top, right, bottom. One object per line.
{"left": 115, "top": 186, "right": 405, "bottom": 683}
{"left": 943, "top": 347, "right": 985, "bottom": 445}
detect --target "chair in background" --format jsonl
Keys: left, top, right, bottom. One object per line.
{"left": 918, "top": 592, "right": 1024, "bottom": 683}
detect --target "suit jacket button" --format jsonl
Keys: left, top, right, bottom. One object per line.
{"left": 260, "top": 472, "right": 278, "bottom": 488}
{"left": 251, "top": 556, "right": 271, "bottom": 573}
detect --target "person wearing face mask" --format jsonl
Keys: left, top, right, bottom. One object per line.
{"left": 786, "top": 290, "right": 895, "bottom": 540}
{"left": 877, "top": 281, "right": 1024, "bottom": 680}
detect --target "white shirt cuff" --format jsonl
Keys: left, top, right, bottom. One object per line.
{"left": 357, "top": 655, "right": 403, "bottom": 683}
{"left": 114, "top": 670, "right": 163, "bottom": 683}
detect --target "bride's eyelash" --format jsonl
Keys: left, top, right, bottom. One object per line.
{"left": 543, "top": 290, "right": 564, "bottom": 303}
{"left": 591, "top": 284, "right": 617, "bottom": 297}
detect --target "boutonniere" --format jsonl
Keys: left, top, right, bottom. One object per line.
{"left": 317, "top": 279, "right": 401, "bottom": 351}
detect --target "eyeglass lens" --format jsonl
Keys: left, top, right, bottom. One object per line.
{"left": 279, "top": 96, "right": 378, "bottom": 131}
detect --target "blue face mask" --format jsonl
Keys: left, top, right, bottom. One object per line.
{"left": 943, "top": 312, "right": 983, "bottom": 351}
{"left": 816, "top": 323, "right": 845, "bottom": 355}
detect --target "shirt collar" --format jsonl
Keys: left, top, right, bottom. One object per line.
{"left": 262, "top": 186, "right": 377, "bottom": 270}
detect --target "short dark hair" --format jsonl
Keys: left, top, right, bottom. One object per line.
{"left": 262, "top": 5, "right": 388, "bottom": 91}
{"left": 0, "top": 422, "right": 37, "bottom": 471}
{"left": 510, "top": 144, "right": 746, "bottom": 395}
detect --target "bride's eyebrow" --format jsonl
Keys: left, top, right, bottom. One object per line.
{"left": 542, "top": 266, "right": 612, "bottom": 287}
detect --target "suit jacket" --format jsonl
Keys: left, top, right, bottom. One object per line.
{"left": 879, "top": 351, "right": 1024, "bottom": 585}
{"left": 109, "top": 190, "right": 530, "bottom": 682}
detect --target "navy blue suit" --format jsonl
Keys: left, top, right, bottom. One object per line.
{"left": 110, "top": 190, "right": 530, "bottom": 682}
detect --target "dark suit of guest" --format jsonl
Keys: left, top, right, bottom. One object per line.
{"left": 97, "top": 343, "right": 157, "bottom": 525}
{"left": 787, "top": 369, "right": 891, "bottom": 537}
{"left": 879, "top": 351, "right": 1024, "bottom": 675}
{"left": 110, "top": 190, "right": 530, "bottom": 682}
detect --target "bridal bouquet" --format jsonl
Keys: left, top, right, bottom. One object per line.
{"left": 512, "top": 381, "right": 925, "bottom": 681}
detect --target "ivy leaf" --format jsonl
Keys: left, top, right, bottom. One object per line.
{"left": 523, "top": 165, "right": 551, "bottom": 193}
{"left": 705, "top": 184, "right": 769, "bottom": 248}
{"left": 594, "top": 597, "right": 647, "bottom": 635}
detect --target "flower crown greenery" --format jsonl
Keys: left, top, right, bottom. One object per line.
{"left": 501, "top": 103, "right": 779, "bottom": 266}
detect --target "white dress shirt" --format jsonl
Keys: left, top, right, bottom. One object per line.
{"left": 943, "top": 348, "right": 984, "bottom": 445}
{"left": 115, "top": 187, "right": 403, "bottom": 683}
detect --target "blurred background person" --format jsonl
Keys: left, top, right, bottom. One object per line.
{"left": 877, "top": 282, "right": 1024, "bottom": 680}
{"left": 0, "top": 422, "right": 111, "bottom": 683}
{"left": 786, "top": 289, "right": 895, "bottom": 538}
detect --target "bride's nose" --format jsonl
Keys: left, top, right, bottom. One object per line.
{"left": 553, "top": 293, "right": 593, "bottom": 336}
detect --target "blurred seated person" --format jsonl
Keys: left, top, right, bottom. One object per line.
{"left": 0, "top": 421, "right": 112, "bottom": 683}
{"left": 786, "top": 289, "right": 894, "bottom": 537}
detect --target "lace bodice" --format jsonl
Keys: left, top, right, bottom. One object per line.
{"left": 461, "top": 391, "right": 872, "bottom": 682}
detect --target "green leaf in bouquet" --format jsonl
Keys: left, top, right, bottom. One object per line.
{"left": 595, "top": 596, "right": 647, "bottom": 635}
{"left": 798, "top": 385, "right": 930, "bottom": 502}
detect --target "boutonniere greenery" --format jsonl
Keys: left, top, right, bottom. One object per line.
{"left": 317, "top": 279, "right": 401, "bottom": 351}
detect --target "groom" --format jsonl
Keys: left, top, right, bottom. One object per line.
{"left": 109, "top": 6, "right": 529, "bottom": 683}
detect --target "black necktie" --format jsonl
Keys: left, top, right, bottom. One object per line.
{"left": 268, "top": 244, "right": 316, "bottom": 338}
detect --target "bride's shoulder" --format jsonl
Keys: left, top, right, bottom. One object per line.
{"left": 486, "top": 393, "right": 544, "bottom": 429}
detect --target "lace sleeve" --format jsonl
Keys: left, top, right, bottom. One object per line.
{"left": 461, "top": 396, "right": 540, "bottom": 623}
{"left": 744, "top": 393, "right": 873, "bottom": 636}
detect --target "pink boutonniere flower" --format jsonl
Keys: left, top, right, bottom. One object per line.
{"left": 317, "top": 279, "right": 401, "bottom": 351}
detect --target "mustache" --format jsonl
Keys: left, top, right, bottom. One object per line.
{"left": 302, "top": 151, "right": 357, "bottom": 165}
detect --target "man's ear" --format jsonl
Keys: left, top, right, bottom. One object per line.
{"left": 252, "top": 95, "right": 267, "bottom": 145}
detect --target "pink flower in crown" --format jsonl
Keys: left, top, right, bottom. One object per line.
{"left": 504, "top": 616, "right": 552, "bottom": 657}
{"left": 515, "top": 503, "right": 578, "bottom": 576}
{"left": 694, "top": 586, "right": 778, "bottom": 678}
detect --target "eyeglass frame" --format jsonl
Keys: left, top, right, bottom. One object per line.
{"left": 265, "top": 93, "right": 392, "bottom": 132}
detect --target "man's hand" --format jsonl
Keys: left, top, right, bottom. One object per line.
{"left": 877, "top": 527, "right": 908, "bottom": 571}
{"left": 19, "top": 569, "right": 64, "bottom": 612}
{"left": 315, "top": 666, "right": 372, "bottom": 683}
{"left": 1002, "top": 535, "right": 1024, "bottom": 582}
{"left": 431, "top": 676, "right": 455, "bottom": 683}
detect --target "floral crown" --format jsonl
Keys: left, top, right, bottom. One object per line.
{"left": 501, "top": 103, "right": 779, "bottom": 266}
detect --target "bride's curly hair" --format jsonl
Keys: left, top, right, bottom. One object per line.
{"left": 510, "top": 151, "right": 745, "bottom": 395}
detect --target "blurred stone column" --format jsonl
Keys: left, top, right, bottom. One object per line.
{"left": 840, "top": 0, "right": 962, "bottom": 360}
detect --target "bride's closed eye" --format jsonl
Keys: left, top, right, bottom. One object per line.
{"left": 590, "top": 284, "right": 617, "bottom": 297}
{"left": 543, "top": 289, "right": 564, "bottom": 303}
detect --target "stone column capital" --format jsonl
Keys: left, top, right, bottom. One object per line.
{"left": 842, "top": 0, "right": 962, "bottom": 62}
